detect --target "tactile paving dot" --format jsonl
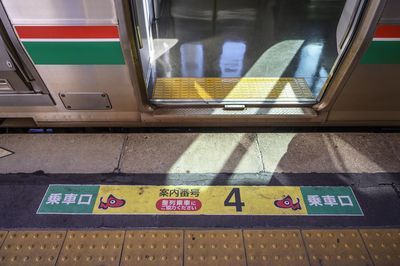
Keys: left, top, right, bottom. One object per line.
{"left": 0, "top": 231, "right": 66, "bottom": 266}
{"left": 302, "top": 229, "right": 373, "bottom": 266}
{"left": 184, "top": 230, "right": 246, "bottom": 266}
{"left": 57, "top": 230, "right": 124, "bottom": 266}
{"left": 121, "top": 230, "right": 183, "bottom": 266}
{"left": 360, "top": 229, "right": 400, "bottom": 266}
{"left": 244, "top": 229, "right": 309, "bottom": 266}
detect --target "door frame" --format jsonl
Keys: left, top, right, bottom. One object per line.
{"left": 116, "top": 0, "right": 387, "bottom": 121}
{"left": 0, "top": 2, "right": 54, "bottom": 106}
{"left": 115, "top": 0, "right": 151, "bottom": 112}
{"left": 314, "top": 0, "right": 386, "bottom": 112}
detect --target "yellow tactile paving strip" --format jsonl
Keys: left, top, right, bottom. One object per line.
{"left": 0, "top": 231, "right": 6, "bottom": 248}
{"left": 360, "top": 229, "right": 400, "bottom": 266}
{"left": 121, "top": 230, "right": 183, "bottom": 266}
{"left": 0, "top": 231, "right": 65, "bottom": 266}
{"left": 302, "top": 229, "right": 372, "bottom": 266}
{"left": 244, "top": 230, "right": 308, "bottom": 266}
{"left": 0, "top": 229, "right": 398, "bottom": 265}
{"left": 57, "top": 230, "right": 124, "bottom": 266}
{"left": 152, "top": 77, "right": 314, "bottom": 101}
{"left": 185, "top": 230, "right": 245, "bottom": 266}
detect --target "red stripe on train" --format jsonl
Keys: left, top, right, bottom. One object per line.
{"left": 375, "top": 24, "right": 400, "bottom": 38}
{"left": 15, "top": 26, "right": 120, "bottom": 39}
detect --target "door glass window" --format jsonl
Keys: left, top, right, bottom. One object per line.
{"left": 134, "top": 0, "right": 363, "bottom": 105}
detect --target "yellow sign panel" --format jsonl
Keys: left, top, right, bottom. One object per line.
{"left": 93, "top": 185, "right": 307, "bottom": 215}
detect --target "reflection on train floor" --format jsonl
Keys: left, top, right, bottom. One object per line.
{"left": 150, "top": 0, "right": 346, "bottom": 103}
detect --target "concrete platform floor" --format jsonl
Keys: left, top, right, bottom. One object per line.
{"left": 0, "top": 132, "right": 399, "bottom": 174}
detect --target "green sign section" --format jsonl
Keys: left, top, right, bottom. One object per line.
{"left": 37, "top": 185, "right": 99, "bottom": 214}
{"left": 361, "top": 41, "right": 400, "bottom": 64}
{"left": 23, "top": 42, "right": 125, "bottom": 65}
{"left": 301, "top": 186, "right": 363, "bottom": 216}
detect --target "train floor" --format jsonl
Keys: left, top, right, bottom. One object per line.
{"left": 0, "top": 132, "right": 399, "bottom": 265}
{"left": 150, "top": 0, "right": 345, "bottom": 102}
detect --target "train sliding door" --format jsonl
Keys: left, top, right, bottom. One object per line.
{"left": 132, "top": 0, "right": 365, "bottom": 108}
{"left": 132, "top": 0, "right": 154, "bottom": 88}
{"left": 0, "top": 2, "right": 53, "bottom": 106}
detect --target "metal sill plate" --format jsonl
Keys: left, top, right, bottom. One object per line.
{"left": 152, "top": 107, "right": 318, "bottom": 117}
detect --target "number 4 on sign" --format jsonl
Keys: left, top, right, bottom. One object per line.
{"left": 224, "top": 188, "right": 245, "bottom": 212}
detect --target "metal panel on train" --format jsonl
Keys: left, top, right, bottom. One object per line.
{"left": 0, "top": 0, "right": 398, "bottom": 127}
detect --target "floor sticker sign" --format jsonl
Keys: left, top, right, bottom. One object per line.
{"left": 37, "top": 185, "right": 363, "bottom": 216}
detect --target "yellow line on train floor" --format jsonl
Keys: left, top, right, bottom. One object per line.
{"left": 152, "top": 77, "right": 315, "bottom": 101}
{"left": 0, "top": 228, "right": 398, "bottom": 265}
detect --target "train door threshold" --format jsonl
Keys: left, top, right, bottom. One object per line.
{"left": 151, "top": 77, "right": 316, "bottom": 105}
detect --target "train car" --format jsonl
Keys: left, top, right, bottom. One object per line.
{"left": 0, "top": 0, "right": 398, "bottom": 127}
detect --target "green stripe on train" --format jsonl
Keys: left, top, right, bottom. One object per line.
{"left": 361, "top": 41, "right": 400, "bottom": 64}
{"left": 23, "top": 41, "right": 125, "bottom": 65}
